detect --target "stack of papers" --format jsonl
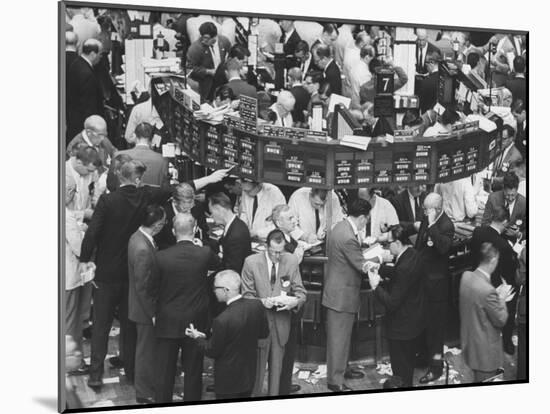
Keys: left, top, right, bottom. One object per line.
{"left": 193, "top": 103, "right": 233, "bottom": 123}
{"left": 340, "top": 135, "right": 371, "bottom": 150}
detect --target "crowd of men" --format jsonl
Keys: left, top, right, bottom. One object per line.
{"left": 64, "top": 6, "right": 528, "bottom": 409}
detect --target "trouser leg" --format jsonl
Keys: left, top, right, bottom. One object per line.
{"left": 252, "top": 336, "right": 271, "bottom": 397}
{"left": 180, "top": 336, "right": 204, "bottom": 401}
{"left": 65, "top": 287, "right": 83, "bottom": 358}
{"left": 388, "top": 338, "right": 417, "bottom": 387}
{"left": 135, "top": 323, "right": 156, "bottom": 399}
{"left": 268, "top": 336, "right": 284, "bottom": 396}
{"left": 154, "top": 338, "right": 180, "bottom": 403}
{"left": 118, "top": 283, "right": 136, "bottom": 381}
{"left": 279, "top": 309, "right": 301, "bottom": 395}
{"left": 326, "top": 307, "right": 355, "bottom": 387}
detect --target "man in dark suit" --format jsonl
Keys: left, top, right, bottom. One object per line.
{"left": 391, "top": 185, "right": 426, "bottom": 231}
{"left": 224, "top": 58, "right": 258, "bottom": 100}
{"left": 67, "top": 38, "right": 105, "bottom": 141}
{"left": 79, "top": 160, "right": 173, "bottom": 390}
{"left": 482, "top": 172, "right": 526, "bottom": 240}
{"left": 211, "top": 44, "right": 250, "bottom": 99}
{"left": 511, "top": 99, "right": 527, "bottom": 157}
{"left": 415, "top": 28, "right": 438, "bottom": 75}
{"left": 412, "top": 193, "right": 455, "bottom": 384}
{"left": 208, "top": 192, "right": 251, "bottom": 273}
{"left": 241, "top": 229, "right": 306, "bottom": 396}
{"left": 292, "top": 41, "right": 314, "bottom": 81}
{"left": 368, "top": 225, "right": 426, "bottom": 387}
{"left": 154, "top": 212, "right": 220, "bottom": 403}
{"left": 279, "top": 20, "right": 302, "bottom": 58}
{"left": 416, "top": 51, "right": 441, "bottom": 113}
{"left": 288, "top": 67, "right": 311, "bottom": 125}
{"left": 471, "top": 207, "right": 519, "bottom": 355}
{"left": 186, "top": 22, "right": 231, "bottom": 102}
{"left": 115, "top": 123, "right": 169, "bottom": 189}
{"left": 127, "top": 205, "right": 166, "bottom": 404}
{"left": 505, "top": 56, "right": 526, "bottom": 104}
{"left": 459, "top": 243, "right": 512, "bottom": 382}
{"left": 186, "top": 270, "right": 269, "bottom": 400}
{"left": 322, "top": 199, "right": 376, "bottom": 392}
{"left": 316, "top": 44, "right": 342, "bottom": 95}
{"left": 65, "top": 31, "right": 78, "bottom": 75}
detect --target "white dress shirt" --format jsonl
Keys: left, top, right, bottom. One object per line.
{"left": 124, "top": 99, "right": 163, "bottom": 144}
{"left": 269, "top": 103, "right": 293, "bottom": 127}
{"left": 66, "top": 159, "right": 98, "bottom": 212}
{"left": 368, "top": 195, "right": 399, "bottom": 239}
{"left": 288, "top": 187, "right": 345, "bottom": 240}
{"left": 227, "top": 294, "right": 243, "bottom": 306}
{"left": 65, "top": 208, "right": 85, "bottom": 290}
{"left": 435, "top": 177, "right": 478, "bottom": 222}
{"left": 240, "top": 183, "right": 286, "bottom": 239}
{"left": 138, "top": 227, "right": 156, "bottom": 249}
{"left": 518, "top": 179, "right": 526, "bottom": 198}
{"left": 265, "top": 251, "right": 280, "bottom": 282}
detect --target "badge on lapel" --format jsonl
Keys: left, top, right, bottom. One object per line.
{"left": 427, "top": 237, "right": 434, "bottom": 247}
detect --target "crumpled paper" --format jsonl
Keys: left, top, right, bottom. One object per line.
{"left": 109, "top": 327, "right": 120, "bottom": 337}
{"left": 376, "top": 361, "right": 393, "bottom": 376}
{"left": 443, "top": 345, "right": 462, "bottom": 356}
{"left": 312, "top": 365, "right": 327, "bottom": 379}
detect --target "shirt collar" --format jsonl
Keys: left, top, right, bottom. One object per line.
{"left": 227, "top": 294, "right": 242, "bottom": 306}
{"left": 396, "top": 246, "right": 409, "bottom": 263}
{"left": 138, "top": 227, "right": 156, "bottom": 248}
{"left": 135, "top": 142, "right": 150, "bottom": 148}
{"left": 82, "top": 130, "right": 95, "bottom": 147}
{"left": 323, "top": 59, "right": 334, "bottom": 75}
{"left": 346, "top": 216, "right": 359, "bottom": 236}
{"left": 82, "top": 55, "right": 94, "bottom": 68}
{"left": 265, "top": 251, "right": 278, "bottom": 272}
{"left": 489, "top": 224, "right": 502, "bottom": 234}
{"left": 224, "top": 214, "right": 237, "bottom": 236}
{"left": 228, "top": 76, "right": 241, "bottom": 82}
{"left": 477, "top": 267, "right": 492, "bottom": 281}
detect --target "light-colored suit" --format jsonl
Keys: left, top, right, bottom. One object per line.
{"left": 241, "top": 252, "right": 306, "bottom": 396}
{"left": 115, "top": 145, "right": 169, "bottom": 189}
{"left": 459, "top": 269, "right": 508, "bottom": 373}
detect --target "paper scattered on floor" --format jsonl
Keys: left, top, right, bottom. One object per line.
{"left": 312, "top": 365, "right": 327, "bottom": 379}
{"left": 103, "top": 377, "right": 120, "bottom": 384}
{"left": 90, "top": 400, "right": 115, "bottom": 407}
{"left": 298, "top": 370, "right": 311, "bottom": 380}
{"left": 173, "top": 394, "right": 183, "bottom": 401}
{"left": 292, "top": 366, "right": 300, "bottom": 375}
{"left": 119, "top": 369, "right": 125, "bottom": 375}
{"left": 376, "top": 362, "right": 393, "bottom": 376}
{"left": 109, "top": 327, "right": 120, "bottom": 337}
{"left": 304, "top": 378, "right": 319, "bottom": 385}
{"left": 83, "top": 357, "right": 91, "bottom": 365}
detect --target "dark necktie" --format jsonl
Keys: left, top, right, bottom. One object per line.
{"left": 270, "top": 263, "right": 277, "bottom": 287}
{"left": 414, "top": 197, "right": 420, "bottom": 220}
{"left": 252, "top": 195, "right": 258, "bottom": 224}
{"left": 285, "top": 236, "right": 298, "bottom": 253}
{"left": 315, "top": 209, "right": 320, "bottom": 232}
{"left": 280, "top": 32, "right": 286, "bottom": 44}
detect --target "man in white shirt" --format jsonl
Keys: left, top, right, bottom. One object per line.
{"left": 271, "top": 204, "right": 305, "bottom": 263}
{"left": 66, "top": 144, "right": 101, "bottom": 216}
{"left": 288, "top": 187, "right": 345, "bottom": 244}
{"left": 333, "top": 24, "right": 355, "bottom": 69}
{"left": 240, "top": 180, "right": 286, "bottom": 240}
{"left": 346, "top": 45, "right": 375, "bottom": 109}
{"left": 124, "top": 97, "right": 163, "bottom": 145}
{"left": 358, "top": 188, "right": 399, "bottom": 243}
{"left": 269, "top": 91, "right": 295, "bottom": 127}
{"left": 434, "top": 177, "right": 478, "bottom": 222}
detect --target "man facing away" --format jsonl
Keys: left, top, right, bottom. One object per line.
{"left": 459, "top": 242, "right": 514, "bottom": 382}
{"left": 186, "top": 270, "right": 269, "bottom": 400}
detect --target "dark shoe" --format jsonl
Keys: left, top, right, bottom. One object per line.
{"left": 344, "top": 368, "right": 364, "bottom": 380}
{"left": 87, "top": 377, "right": 103, "bottom": 390}
{"left": 327, "top": 383, "right": 353, "bottom": 392}
{"left": 136, "top": 397, "right": 154, "bottom": 404}
{"left": 290, "top": 384, "right": 301, "bottom": 393}
{"left": 419, "top": 365, "right": 443, "bottom": 384}
{"left": 108, "top": 356, "right": 124, "bottom": 369}
{"left": 68, "top": 363, "right": 89, "bottom": 376}
{"left": 206, "top": 384, "right": 215, "bottom": 393}
{"left": 503, "top": 341, "right": 515, "bottom": 356}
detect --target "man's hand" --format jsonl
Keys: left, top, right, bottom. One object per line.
{"left": 261, "top": 298, "right": 275, "bottom": 309}
{"left": 78, "top": 262, "right": 95, "bottom": 275}
{"left": 305, "top": 233, "right": 318, "bottom": 244}
{"left": 275, "top": 296, "right": 299, "bottom": 311}
{"left": 207, "top": 168, "right": 230, "bottom": 184}
{"left": 185, "top": 323, "right": 206, "bottom": 339}
{"left": 367, "top": 270, "right": 381, "bottom": 290}
{"left": 413, "top": 221, "right": 421, "bottom": 232}
{"left": 381, "top": 250, "right": 394, "bottom": 263}
{"left": 496, "top": 283, "right": 516, "bottom": 303}
{"left": 152, "top": 316, "right": 156, "bottom": 326}
{"left": 83, "top": 209, "right": 94, "bottom": 220}
{"left": 362, "top": 260, "right": 380, "bottom": 274}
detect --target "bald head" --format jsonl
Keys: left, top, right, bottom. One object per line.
{"left": 416, "top": 28, "right": 428, "bottom": 48}
{"left": 277, "top": 90, "right": 296, "bottom": 113}
{"left": 173, "top": 213, "right": 196, "bottom": 238}
{"left": 215, "top": 270, "right": 242, "bottom": 294}
{"left": 288, "top": 67, "right": 303, "bottom": 84}
{"left": 83, "top": 115, "right": 107, "bottom": 145}
{"left": 82, "top": 38, "right": 103, "bottom": 65}
{"left": 66, "top": 31, "right": 78, "bottom": 50}
{"left": 119, "top": 160, "right": 146, "bottom": 185}
{"left": 424, "top": 192, "right": 443, "bottom": 210}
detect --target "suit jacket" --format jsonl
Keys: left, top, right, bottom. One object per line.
{"left": 323, "top": 60, "right": 342, "bottom": 95}
{"left": 186, "top": 35, "right": 231, "bottom": 101}
{"left": 495, "top": 145, "right": 523, "bottom": 175}
{"left": 390, "top": 190, "right": 426, "bottom": 229}
{"left": 376, "top": 247, "right": 426, "bottom": 340}
{"left": 414, "top": 212, "right": 454, "bottom": 300}
{"left": 241, "top": 252, "right": 306, "bottom": 347}
{"left": 226, "top": 78, "right": 258, "bottom": 100}
{"left": 67, "top": 56, "right": 104, "bottom": 139}
{"left": 66, "top": 50, "right": 78, "bottom": 75}
{"left": 155, "top": 240, "right": 219, "bottom": 338}
{"left": 197, "top": 297, "right": 269, "bottom": 394}
{"left": 220, "top": 217, "right": 252, "bottom": 273}
{"left": 417, "top": 71, "right": 439, "bottom": 113}
{"left": 290, "top": 85, "right": 311, "bottom": 123}
{"left": 481, "top": 191, "right": 526, "bottom": 229}
{"left": 80, "top": 185, "right": 172, "bottom": 283}
{"left": 281, "top": 29, "right": 302, "bottom": 57}
{"left": 415, "top": 42, "right": 438, "bottom": 75}
{"left": 128, "top": 229, "right": 158, "bottom": 324}
{"left": 66, "top": 132, "right": 117, "bottom": 171}
{"left": 115, "top": 146, "right": 169, "bottom": 189}
{"left": 459, "top": 269, "right": 508, "bottom": 371}
{"left": 504, "top": 76, "right": 526, "bottom": 104}
{"left": 470, "top": 225, "right": 518, "bottom": 287}
{"left": 323, "top": 219, "right": 365, "bottom": 313}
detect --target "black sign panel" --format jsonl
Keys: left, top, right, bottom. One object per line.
{"left": 355, "top": 151, "right": 374, "bottom": 185}
{"left": 285, "top": 149, "right": 305, "bottom": 183}
{"left": 374, "top": 150, "right": 393, "bottom": 184}
{"left": 335, "top": 152, "right": 354, "bottom": 186}
{"left": 393, "top": 151, "right": 413, "bottom": 183}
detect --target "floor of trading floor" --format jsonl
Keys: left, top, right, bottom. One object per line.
{"left": 69, "top": 322, "right": 518, "bottom": 409}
